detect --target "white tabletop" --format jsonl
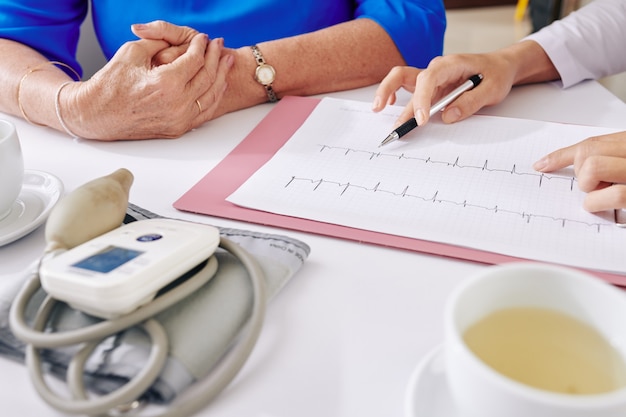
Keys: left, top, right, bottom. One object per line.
{"left": 1, "top": 81, "right": 625, "bottom": 417}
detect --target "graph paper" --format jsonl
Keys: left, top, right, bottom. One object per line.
{"left": 227, "top": 97, "right": 625, "bottom": 275}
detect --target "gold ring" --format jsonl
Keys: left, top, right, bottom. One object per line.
{"left": 195, "top": 99, "right": 203, "bottom": 114}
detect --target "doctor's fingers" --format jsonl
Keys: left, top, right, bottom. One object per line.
{"left": 412, "top": 55, "right": 481, "bottom": 126}
{"left": 583, "top": 184, "right": 626, "bottom": 213}
{"left": 373, "top": 66, "right": 421, "bottom": 111}
{"left": 573, "top": 137, "right": 626, "bottom": 176}
{"left": 414, "top": 53, "right": 514, "bottom": 126}
{"left": 576, "top": 155, "right": 626, "bottom": 193}
{"left": 535, "top": 135, "right": 626, "bottom": 174}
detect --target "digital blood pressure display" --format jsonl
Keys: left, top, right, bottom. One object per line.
{"left": 71, "top": 246, "right": 144, "bottom": 273}
{"left": 39, "top": 219, "right": 220, "bottom": 318}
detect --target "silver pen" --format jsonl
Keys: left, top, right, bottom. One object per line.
{"left": 379, "top": 74, "right": 483, "bottom": 147}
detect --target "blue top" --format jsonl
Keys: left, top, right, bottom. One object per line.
{"left": 0, "top": 0, "right": 445, "bottom": 78}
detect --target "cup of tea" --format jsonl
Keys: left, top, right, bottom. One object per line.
{"left": 0, "top": 120, "right": 24, "bottom": 220}
{"left": 445, "top": 262, "right": 626, "bottom": 417}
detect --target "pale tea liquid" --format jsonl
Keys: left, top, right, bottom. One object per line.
{"left": 463, "top": 307, "right": 626, "bottom": 394}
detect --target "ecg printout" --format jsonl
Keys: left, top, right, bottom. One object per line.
{"left": 227, "top": 97, "right": 626, "bottom": 275}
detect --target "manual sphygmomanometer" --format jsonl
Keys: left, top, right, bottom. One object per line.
{"left": 8, "top": 169, "right": 267, "bottom": 416}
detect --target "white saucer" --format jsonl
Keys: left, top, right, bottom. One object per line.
{"left": 405, "top": 345, "right": 459, "bottom": 417}
{"left": 0, "top": 170, "right": 64, "bottom": 246}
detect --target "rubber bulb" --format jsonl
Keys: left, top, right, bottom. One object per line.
{"left": 44, "top": 168, "right": 134, "bottom": 253}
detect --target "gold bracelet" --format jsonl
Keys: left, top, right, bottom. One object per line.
{"left": 17, "top": 61, "right": 80, "bottom": 126}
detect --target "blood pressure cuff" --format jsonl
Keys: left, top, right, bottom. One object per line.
{"left": 0, "top": 203, "right": 310, "bottom": 403}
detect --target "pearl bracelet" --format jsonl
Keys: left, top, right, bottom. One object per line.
{"left": 55, "top": 81, "right": 79, "bottom": 138}
{"left": 16, "top": 61, "right": 80, "bottom": 132}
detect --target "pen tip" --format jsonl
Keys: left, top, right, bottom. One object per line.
{"left": 379, "top": 132, "right": 396, "bottom": 148}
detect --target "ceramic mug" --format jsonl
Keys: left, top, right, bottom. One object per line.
{"left": 0, "top": 120, "right": 24, "bottom": 220}
{"left": 445, "top": 262, "right": 626, "bottom": 417}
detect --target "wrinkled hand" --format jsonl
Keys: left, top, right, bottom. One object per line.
{"left": 62, "top": 25, "right": 232, "bottom": 140}
{"left": 133, "top": 20, "right": 203, "bottom": 65}
{"left": 132, "top": 20, "right": 237, "bottom": 67}
{"left": 372, "top": 52, "right": 516, "bottom": 129}
{"left": 533, "top": 131, "right": 626, "bottom": 212}
{"left": 133, "top": 20, "right": 238, "bottom": 121}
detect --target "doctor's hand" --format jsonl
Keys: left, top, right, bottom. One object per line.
{"left": 59, "top": 33, "right": 232, "bottom": 140}
{"left": 533, "top": 131, "right": 626, "bottom": 212}
{"left": 372, "top": 52, "right": 517, "bottom": 129}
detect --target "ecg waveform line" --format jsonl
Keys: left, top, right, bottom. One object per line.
{"left": 317, "top": 145, "right": 576, "bottom": 190}
{"left": 284, "top": 176, "right": 609, "bottom": 232}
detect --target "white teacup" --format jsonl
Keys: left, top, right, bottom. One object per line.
{"left": 445, "top": 262, "right": 626, "bottom": 417}
{"left": 0, "top": 119, "right": 24, "bottom": 220}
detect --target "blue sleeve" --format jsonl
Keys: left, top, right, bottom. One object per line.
{"left": 356, "top": 0, "right": 446, "bottom": 67}
{"left": 0, "top": 0, "right": 87, "bottom": 77}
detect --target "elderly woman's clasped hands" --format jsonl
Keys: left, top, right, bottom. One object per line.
{"left": 61, "top": 21, "right": 232, "bottom": 140}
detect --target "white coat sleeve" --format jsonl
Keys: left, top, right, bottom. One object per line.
{"left": 524, "top": 0, "right": 626, "bottom": 88}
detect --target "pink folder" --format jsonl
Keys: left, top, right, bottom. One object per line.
{"left": 174, "top": 96, "right": 626, "bottom": 286}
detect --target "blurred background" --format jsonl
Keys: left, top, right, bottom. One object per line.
{"left": 443, "top": 0, "right": 626, "bottom": 102}
{"left": 76, "top": 0, "right": 626, "bottom": 102}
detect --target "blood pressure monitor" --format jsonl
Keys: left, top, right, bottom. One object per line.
{"left": 39, "top": 218, "right": 220, "bottom": 318}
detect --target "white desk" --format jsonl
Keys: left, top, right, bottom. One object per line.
{"left": 1, "top": 81, "right": 625, "bottom": 417}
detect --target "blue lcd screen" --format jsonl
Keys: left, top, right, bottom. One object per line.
{"left": 72, "top": 246, "right": 143, "bottom": 273}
